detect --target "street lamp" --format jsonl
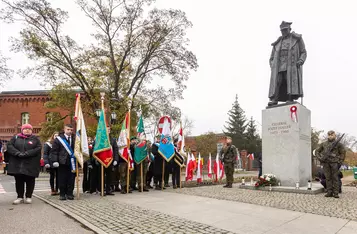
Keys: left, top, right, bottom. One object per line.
{"left": 95, "top": 109, "right": 101, "bottom": 118}
{"left": 111, "top": 112, "right": 117, "bottom": 125}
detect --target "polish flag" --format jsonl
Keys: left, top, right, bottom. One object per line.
{"left": 185, "top": 153, "right": 192, "bottom": 181}
{"left": 207, "top": 153, "right": 212, "bottom": 178}
{"left": 214, "top": 153, "right": 224, "bottom": 181}
{"left": 248, "top": 153, "right": 254, "bottom": 160}
{"left": 197, "top": 153, "right": 203, "bottom": 183}
{"left": 178, "top": 124, "right": 185, "bottom": 154}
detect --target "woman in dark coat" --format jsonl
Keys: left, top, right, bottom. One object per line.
{"left": 43, "top": 131, "right": 59, "bottom": 195}
{"left": 6, "top": 124, "right": 42, "bottom": 205}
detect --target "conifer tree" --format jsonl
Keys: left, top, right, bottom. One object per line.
{"left": 245, "top": 116, "right": 262, "bottom": 154}
{"left": 223, "top": 95, "right": 247, "bottom": 147}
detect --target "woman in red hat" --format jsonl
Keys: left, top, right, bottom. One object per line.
{"left": 6, "top": 124, "right": 42, "bottom": 205}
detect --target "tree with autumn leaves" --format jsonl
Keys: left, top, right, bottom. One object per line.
{"left": 1, "top": 0, "right": 198, "bottom": 139}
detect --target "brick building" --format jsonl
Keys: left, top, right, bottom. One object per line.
{"left": 0, "top": 90, "right": 73, "bottom": 141}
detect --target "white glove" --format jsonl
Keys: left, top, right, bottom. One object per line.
{"left": 53, "top": 162, "right": 59, "bottom": 168}
{"left": 88, "top": 165, "right": 93, "bottom": 169}
{"left": 113, "top": 161, "right": 118, "bottom": 166}
{"left": 45, "top": 164, "right": 51, "bottom": 169}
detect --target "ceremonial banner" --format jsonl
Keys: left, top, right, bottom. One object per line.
{"left": 158, "top": 116, "right": 175, "bottom": 162}
{"left": 74, "top": 93, "right": 89, "bottom": 168}
{"left": 134, "top": 115, "right": 148, "bottom": 164}
{"left": 117, "top": 112, "right": 134, "bottom": 170}
{"left": 93, "top": 110, "right": 113, "bottom": 168}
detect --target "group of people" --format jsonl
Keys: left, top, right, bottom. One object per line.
{"left": 2, "top": 122, "right": 240, "bottom": 204}
{"left": 81, "top": 133, "right": 185, "bottom": 196}
{"left": 3, "top": 121, "right": 345, "bottom": 204}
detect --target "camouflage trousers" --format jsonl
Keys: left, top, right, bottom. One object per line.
{"left": 323, "top": 162, "right": 340, "bottom": 195}
{"left": 136, "top": 160, "right": 148, "bottom": 189}
{"left": 224, "top": 162, "right": 234, "bottom": 184}
{"left": 119, "top": 162, "right": 128, "bottom": 189}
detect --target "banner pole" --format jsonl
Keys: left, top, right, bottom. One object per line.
{"left": 141, "top": 163, "right": 143, "bottom": 192}
{"left": 162, "top": 160, "right": 165, "bottom": 190}
{"left": 76, "top": 161, "right": 79, "bottom": 200}
{"left": 101, "top": 165, "right": 104, "bottom": 196}
{"left": 179, "top": 166, "right": 182, "bottom": 189}
{"left": 126, "top": 110, "right": 131, "bottom": 194}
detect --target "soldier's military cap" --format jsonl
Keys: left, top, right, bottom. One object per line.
{"left": 327, "top": 130, "right": 335, "bottom": 135}
{"left": 280, "top": 21, "right": 292, "bottom": 29}
{"left": 130, "top": 136, "right": 137, "bottom": 140}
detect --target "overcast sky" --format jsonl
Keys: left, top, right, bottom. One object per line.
{"left": 1, "top": 0, "right": 357, "bottom": 139}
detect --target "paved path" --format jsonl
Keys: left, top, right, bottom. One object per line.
{"left": 0, "top": 193, "right": 93, "bottom": 234}
{"left": 167, "top": 184, "right": 357, "bottom": 221}
{"left": 34, "top": 187, "right": 357, "bottom": 234}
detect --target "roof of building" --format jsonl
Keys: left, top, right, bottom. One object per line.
{"left": 0, "top": 90, "right": 51, "bottom": 96}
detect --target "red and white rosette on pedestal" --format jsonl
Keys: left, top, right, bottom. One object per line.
{"left": 290, "top": 105, "right": 298, "bottom": 122}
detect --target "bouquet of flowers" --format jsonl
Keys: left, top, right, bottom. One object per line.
{"left": 255, "top": 174, "right": 279, "bottom": 188}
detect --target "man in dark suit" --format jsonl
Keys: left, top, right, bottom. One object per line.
{"left": 50, "top": 124, "right": 76, "bottom": 200}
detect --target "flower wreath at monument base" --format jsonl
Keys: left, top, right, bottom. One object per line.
{"left": 255, "top": 174, "right": 279, "bottom": 188}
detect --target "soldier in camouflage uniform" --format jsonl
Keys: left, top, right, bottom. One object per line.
{"left": 219, "top": 136, "right": 238, "bottom": 188}
{"left": 316, "top": 130, "right": 345, "bottom": 198}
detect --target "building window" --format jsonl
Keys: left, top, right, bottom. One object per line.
{"left": 21, "top": 112, "right": 30, "bottom": 125}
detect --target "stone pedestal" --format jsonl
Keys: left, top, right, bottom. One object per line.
{"left": 262, "top": 103, "right": 311, "bottom": 187}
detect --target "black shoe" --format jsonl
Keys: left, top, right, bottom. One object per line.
{"left": 121, "top": 190, "right": 127, "bottom": 194}
{"left": 164, "top": 184, "right": 170, "bottom": 187}
{"left": 173, "top": 185, "right": 178, "bottom": 189}
{"left": 223, "top": 184, "right": 229, "bottom": 188}
{"left": 334, "top": 194, "right": 339, "bottom": 198}
{"left": 59, "top": 196, "right": 66, "bottom": 200}
{"left": 325, "top": 193, "right": 333, "bottom": 197}
{"left": 67, "top": 195, "right": 74, "bottom": 200}
{"left": 227, "top": 184, "right": 233, "bottom": 188}
{"left": 105, "top": 192, "right": 115, "bottom": 196}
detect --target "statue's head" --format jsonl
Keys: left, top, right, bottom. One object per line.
{"left": 280, "top": 21, "right": 292, "bottom": 37}
{"left": 327, "top": 130, "right": 336, "bottom": 142}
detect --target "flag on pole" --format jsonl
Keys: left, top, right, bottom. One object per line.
{"left": 117, "top": 112, "right": 134, "bottom": 170}
{"left": 185, "top": 153, "right": 193, "bottom": 181}
{"left": 178, "top": 123, "right": 185, "bottom": 154}
{"left": 134, "top": 115, "right": 148, "bottom": 164}
{"left": 73, "top": 94, "right": 89, "bottom": 168}
{"left": 93, "top": 110, "right": 113, "bottom": 168}
{"left": 248, "top": 153, "right": 255, "bottom": 160}
{"left": 197, "top": 153, "right": 203, "bottom": 183}
{"left": 158, "top": 116, "right": 175, "bottom": 161}
{"left": 214, "top": 153, "right": 224, "bottom": 181}
{"left": 207, "top": 153, "right": 212, "bottom": 178}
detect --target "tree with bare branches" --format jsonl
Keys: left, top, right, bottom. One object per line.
{"left": 0, "top": 51, "right": 13, "bottom": 87}
{"left": 1, "top": 0, "right": 198, "bottom": 137}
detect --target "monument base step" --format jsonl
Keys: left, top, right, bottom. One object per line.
{"left": 238, "top": 183, "right": 325, "bottom": 195}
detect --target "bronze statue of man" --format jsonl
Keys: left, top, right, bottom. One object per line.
{"left": 268, "top": 21, "right": 307, "bottom": 106}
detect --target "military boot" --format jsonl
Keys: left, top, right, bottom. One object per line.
{"left": 223, "top": 184, "right": 229, "bottom": 188}
{"left": 333, "top": 194, "right": 339, "bottom": 198}
{"left": 227, "top": 183, "right": 233, "bottom": 188}
{"left": 325, "top": 193, "right": 333, "bottom": 197}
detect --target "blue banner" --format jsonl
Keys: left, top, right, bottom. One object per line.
{"left": 158, "top": 134, "right": 175, "bottom": 162}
